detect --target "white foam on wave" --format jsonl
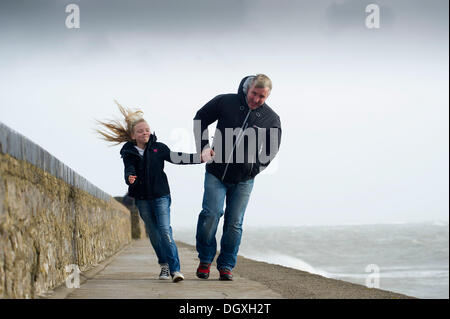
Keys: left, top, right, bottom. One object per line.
{"left": 239, "top": 251, "right": 331, "bottom": 278}
{"left": 432, "top": 220, "right": 449, "bottom": 227}
{"left": 324, "top": 268, "right": 449, "bottom": 280}
{"left": 379, "top": 269, "right": 449, "bottom": 279}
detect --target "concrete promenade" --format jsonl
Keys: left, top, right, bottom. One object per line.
{"left": 44, "top": 238, "right": 413, "bottom": 299}
{"left": 46, "top": 239, "right": 282, "bottom": 299}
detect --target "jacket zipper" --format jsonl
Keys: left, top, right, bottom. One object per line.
{"left": 221, "top": 109, "right": 252, "bottom": 181}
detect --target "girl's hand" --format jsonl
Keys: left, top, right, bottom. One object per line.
{"left": 201, "top": 148, "right": 215, "bottom": 163}
{"left": 128, "top": 175, "right": 137, "bottom": 184}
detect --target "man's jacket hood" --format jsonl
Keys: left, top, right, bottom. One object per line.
{"left": 237, "top": 75, "right": 254, "bottom": 108}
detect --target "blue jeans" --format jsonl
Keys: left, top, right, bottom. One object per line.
{"left": 135, "top": 195, "right": 180, "bottom": 273}
{"left": 196, "top": 171, "right": 254, "bottom": 271}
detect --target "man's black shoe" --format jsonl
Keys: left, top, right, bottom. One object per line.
{"left": 219, "top": 268, "right": 233, "bottom": 281}
{"left": 196, "top": 262, "right": 211, "bottom": 279}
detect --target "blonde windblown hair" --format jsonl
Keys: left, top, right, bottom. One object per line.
{"left": 96, "top": 100, "right": 147, "bottom": 145}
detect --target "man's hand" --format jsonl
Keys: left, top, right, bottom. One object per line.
{"left": 128, "top": 175, "right": 137, "bottom": 184}
{"left": 201, "top": 148, "right": 215, "bottom": 163}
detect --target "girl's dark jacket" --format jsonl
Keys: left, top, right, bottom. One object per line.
{"left": 193, "top": 75, "right": 282, "bottom": 184}
{"left": 120, "top": 134, "right": 200, "bottom": 200}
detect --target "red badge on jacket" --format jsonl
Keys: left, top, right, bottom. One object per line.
{"left": 153, "top": 149, "right": 158, "bottom": 152}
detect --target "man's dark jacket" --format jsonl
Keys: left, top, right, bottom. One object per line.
{"left": 194, "top": 75, "right": 282, "bottom": 184}
{"left": 120, "top": 134, "right": 199, "bottom": 199}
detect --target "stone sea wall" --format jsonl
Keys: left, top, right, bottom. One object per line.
{"left": 114, "top": 196, "right": 147, "bottom": 240}
{"left": 0, "top": 122, "right": 140, "bottom": 298}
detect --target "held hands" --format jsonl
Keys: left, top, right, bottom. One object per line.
{"left": 128, "top": 148, "right": 213, "bottom": 184}
{"left": 201, "top": 148, "right": 215, "bottom": 163}
{"left": 128, "top": 175, "right": 137, "bottom": 184}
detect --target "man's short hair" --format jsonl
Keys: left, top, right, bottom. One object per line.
{"left": 251, "top": 74, "right": 272, "bottom": 92}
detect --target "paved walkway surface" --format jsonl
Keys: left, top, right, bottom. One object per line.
{"left": 56, "top": 239, "right": 282, "bottom": 299}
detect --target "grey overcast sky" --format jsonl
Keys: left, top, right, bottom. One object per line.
{"left": 0, "top": 0, "right": 448, "bottom": 227}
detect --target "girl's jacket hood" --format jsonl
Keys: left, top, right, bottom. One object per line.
{"left": 120, "top": 134, "right": 157, "bottom": 157}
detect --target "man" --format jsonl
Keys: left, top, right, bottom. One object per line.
{"left": 193, "top": 74, "right": 282, "bottom": 280}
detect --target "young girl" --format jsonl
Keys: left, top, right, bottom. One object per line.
{"left": 97, "top": 101, "right": 203, "bottom": 283}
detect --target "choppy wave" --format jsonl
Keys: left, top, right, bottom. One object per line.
{"left": 238, "top": 252, "right": 332, "bottom": 278}
{"left": 329, "top": 269, "right": 448, "bottom": 279}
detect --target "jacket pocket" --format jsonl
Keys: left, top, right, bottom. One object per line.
{"left": 127, "top": 182, "right": 137, "bottom": 197}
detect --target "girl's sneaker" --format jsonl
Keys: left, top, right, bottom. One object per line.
{"left": 159, "top": 264, "right": 170, "bottom": 280}
{"left": 171, "top": 271, "right": 185, "bottom": 283}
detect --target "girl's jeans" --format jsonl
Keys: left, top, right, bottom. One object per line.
{"left": 196, "top": 171, "right": 254, "bottom": 271}
{"left": 135, "top": 195, "right": 180, "bottom": 273}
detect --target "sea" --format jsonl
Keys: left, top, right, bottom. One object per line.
{"left": 173, "top": 221, "right": 449, "bottom": 299}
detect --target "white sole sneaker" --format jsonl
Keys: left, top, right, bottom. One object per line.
{"left": 171, "top": 272, "right": 184, "bottom": 283}
{"left": 159, "top": 264, "right": 170, "bottom": 280}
